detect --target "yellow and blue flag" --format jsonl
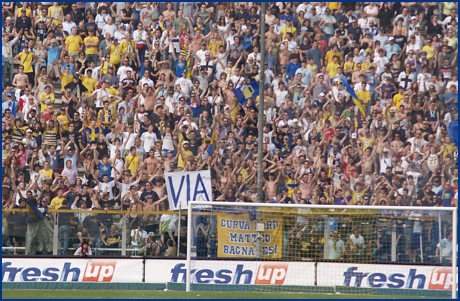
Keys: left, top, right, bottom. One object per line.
{"left": 342, "top": 80, "right": 366, "bottom": 117}
{"left": 208, "top": 128, "right": 217, "bottom": 156}
{"left": 233, "top": 82, "right": 260, "bottom": 105}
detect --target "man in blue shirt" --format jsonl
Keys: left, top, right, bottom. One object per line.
{"left": 444, "top": 85, "right": 458, "bottom": 111}
{"left": 286, "top": 56, "right": 301, "bottom": 81}
{"left": 241, "top": 28, "right": 254, "bottom": 51}
{"left": 47, "top": 39, "right": 61, "bottom": 78}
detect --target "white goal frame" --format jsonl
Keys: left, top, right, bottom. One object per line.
{"left": 187, "top": 202, "right": 457, "bottom": 298}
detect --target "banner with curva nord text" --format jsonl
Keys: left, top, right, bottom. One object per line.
{"left": 217, "top": 212, "right": 283, "bottom": 259}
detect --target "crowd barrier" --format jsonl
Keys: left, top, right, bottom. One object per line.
{"left": 1, "top": 257, "right": 456, "bottom": 297}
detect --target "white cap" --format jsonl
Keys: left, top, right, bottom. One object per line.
{"left": 319, "top": 92, "right": 326, "bottom": 97}
{"left": 383, "top": 148, "right": 389, "bottom": 152}
{"left": 224, "top": 104, "right": 230, "bottom": 110}
{"left": 411, "top": 16, "right": 416, "bottom": 20}
{"left": 293, "top": 118, "right": 299, "bottom": 123}
{"left": 6, "top": 17, "right": 12, "bottom": 20}
{"left": 351, "top": 133, "right": 357, "bottom": 139}
{"left": 183, "top": 140, "right": 189, "bottom": 144}
{"left": 26, "top": 129, "right": 33, "bottom": 133}
{"left": 183, "top": 121, "right": 189, "bottom": 125}
{"left": 388, "top": 37, "right": 395, "bottom": 41}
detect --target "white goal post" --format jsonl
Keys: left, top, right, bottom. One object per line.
{"left": 185, "top": 201, "right": 458, "bottom": 299}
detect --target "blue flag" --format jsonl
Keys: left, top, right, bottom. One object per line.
{"left": 448, "top": 122, "right": 458, "bottom": 146}
{"left": 233, "top": 82, "right": 260, "bottom": 105}
{"left": 11, "top": 98, "right": 16, "bottom": 117}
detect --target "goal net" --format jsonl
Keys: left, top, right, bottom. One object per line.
{"left": 186, "top": 202, "right": 457, "bottom": 298}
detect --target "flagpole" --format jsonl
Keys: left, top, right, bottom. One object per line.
{"left": 256, "top": 3, "right": 266, "bottom": 205}
{"left": 256, "top": 2, "right": 266, "bottom": 260}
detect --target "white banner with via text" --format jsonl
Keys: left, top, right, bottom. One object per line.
{"left": 165, "top": 170, "right": 212, "bottom": 210}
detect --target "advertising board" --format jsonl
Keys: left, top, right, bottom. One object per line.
{"left": 317, "top": 263, "right": 458, "bottom": 290}
{"left": 2, "top": 259, "right": 143, "bottom": 282}
{"left": 144, "top": 260, "right": 315, "bottom": 286}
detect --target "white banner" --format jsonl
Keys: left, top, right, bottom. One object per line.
{"left": 317, "top": 263, "right": 458, "bottom": 290}
{"left": 144, "top": 260, "right": 315, "bottom": 286}
{"left": 2, "top": 258, "right": 143, "bottom": 282}
{"left": 165, "top": 170, "right": 212, "bottom": 210}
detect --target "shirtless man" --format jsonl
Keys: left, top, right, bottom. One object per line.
{"left": 298, "top": 173, "right": 315, "bottom": 199}
{"left": 144, "top": 149, "right": 160, "bottom": 176}
{"left": 224, "top": 84, "right": 238, "bottom": 117}
{"left": 190, "top": 30, "right": 203, "bottom": 53}
{"left": 12, "top": 66, "right": 29, "bottom": 92}
{"left": 162, "top": 3, "right": 176, "bottom": 22}
{"left": 357, "top": 147, "right": 377, "bottom": 173}
{"left": 264, "top": 170, "right": 282, "bottom": 198}
{"left": 143, "top": 86, "right": 156, "bottom": 113}
{"left": 391, "top": 132, "right": 404, "bottom": 152}
{"left": 163, "top": 151, "right": 179, "bottom": 172}
{"left": 265, "top": 24, "right": 279, "bottom": 48}
{"left": 278, "top": 41, "right": 292, "bottom": 66}
{"left": 157, "top": 62, "right": 176, "bottom": 86}
{"left": 113, "top": 114, "right": 125, "bottom": 135}
{"left": 373, "top": 123, "right": 392, "bottom": 155}
{"left": 152, "top": 177, "right": 166, "bottom": 199}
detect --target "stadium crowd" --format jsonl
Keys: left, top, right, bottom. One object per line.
{"left": 1, "top": 2, "right": 458, "bottom": 262}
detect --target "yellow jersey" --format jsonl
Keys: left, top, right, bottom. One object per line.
{"left": 83, "top": 36, "right": 99, "bottom": 55}
{"left": 421, "top": 45, "right": 435, "bottom": 59}
{"left": 65, "top": 35, "right": 83, "bottom": 54}
{"left": 125, "top": 155, "right": 140, "bottom": 175}
{"left": 17, "top": 8, "right": 32, "bottom": 17}
{"left": 359, "top": 137, "right": 375, "bottom": 151}
{"left": 56, "top": 114, "right": 70, "bottom": 131}
{"left": 326, "top": 62, "right": 340, "bottom": 78}
{"left": 18, "top": 52, "right": 34, "bottom": 73}
{"left": 48, "top": 6, "right": 64, "bottom": 25}
{"left": 40, "top": 169, "right": 53, "bottom": 179}
{"left": 81, "top": 75, "right": 97, "bottom": 93}
{"left": 393, "top": 93, "right": 404, "bottom": 109}
{"left": 325, "top": 50, "right": 343, "bottom": 65}
{"left": 109, "top": 44, "right": 123, "bottom": 64}
{"left": 51, "top": 196, "right": 65, "bottom": 209}
{"left": 356, "top": 90, "right": 371, "bottom": 107}
{"left": 39, "top": 92, "right": 55, "bottom": 112}
{"left": 60, "top": 73, "right": 73, "bottom": 92}
{"left": 120, "top": 40, "right": 136, "bottom": 59}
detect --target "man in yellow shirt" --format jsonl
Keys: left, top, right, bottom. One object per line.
{"left": 120, "top": 33, "right": 136, "bottom": 65}
{"left": 359, "top": 129, "right": 376, "bottom": 152}
{"left": 421, "top": 39, "right": 435, "bottom": 60}
{"left": 326, "top": 55, "right": 341, "bottom": 78}
{"left": 83, "top": 30, "right": 99, "bottom": 63}
{"left": 392, "top": 86, "right": 405, "bottom": 109}
{"left": 81, "top": 69, "right": 98, "bottom": 93}
{"left": 356, "top": 82, "right": 371, "bottom": 108}
{"left": 325, "top": 44, "right": 343, "bottom": 65}
{"left": 125, "top": 146, "right": 141, "bottom": 175}
{"left": 50, "top": 188, "right": 65, "bottom": 209}
{"left": 106, "top": 38, "right": 123, "bottom": 68}
{"left": 14, "top": 47, "right": 38, "bottom": 89}
{"left": 48, "top": 3, "right": 64, "bottom": 26}
{"left": 177, "top": 140, "right": 194, "bottom": 170}
{"left": 280, "top": 19, "right": 297, "bottom": 41}
{"left": 39, "top": 85, "right": 55, "bottom": 112}
{"left": 59, "top": 64, "right": 73, "bottom": 92}
{"left": 65, "top": 28, "right": 83, "bottom": 61}
{"left": 445, "top": 29, "right": 458, "bottom": 50}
